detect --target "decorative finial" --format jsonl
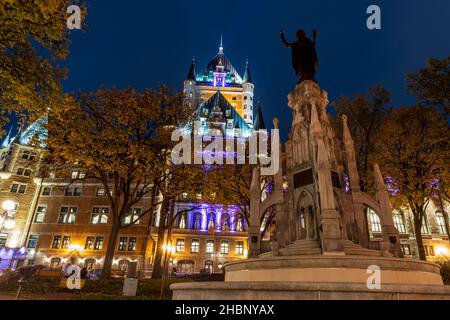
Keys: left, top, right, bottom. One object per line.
{"left": 219, "top": 35, "right": 224, "bottom": 54}
{"left": 273, "top": 118, "right": 279, "bottom": 129}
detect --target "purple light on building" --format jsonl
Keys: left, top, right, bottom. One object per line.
{"left": 385, "top": 176, "right": 400, "bottom": 196}
{"left": 201, "top": 208, "right": 208, "bottom": 231}
{"left": 343, "top": 175, "right": 351, "bottom": 193}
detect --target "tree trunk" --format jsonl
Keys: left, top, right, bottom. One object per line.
{"left": 414, "top": 217, "right": 427, "bottom": 261}
{"left": 151, "top": 201, "right": 168, "bottom": 279}
{"left": 101, "top": 218, "right": 122, "bottom": 279}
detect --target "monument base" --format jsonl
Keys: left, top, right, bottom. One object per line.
{"left": 171, "top": 255, "right": 450, "bottom": 300}
{"left": 171, "top": 281, "right": 450, "bottom": 300}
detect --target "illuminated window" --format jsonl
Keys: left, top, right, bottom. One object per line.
{"left": 421, "top": 215, "right": 430, "bottom": 234}
{"left": 220, "top": 240, "right": 229, "bottom": 255}
{"left": 204, "top": 260, "right": 213, "bottom": 271}
{"left": 62, "top": 236, "right": 71, "bottom": 249}
{"left": 128, "top": 237, "right": 136, "bottom": 252}
{"left": 191, "top": 239, "right": 200, "bottom": 253}
{"left": 235, "top": 241, "right": 244, "bottom": 255}
{"left": 91, "top": 207, "right": 109, "bottom": 224}
{"left": 58, "top": 207, "right": 77, "bottom": 224}
{"left": 435, "top": 211, "right": 448, "bottom": 235}
{"left": 393, "top": 211, "right": 406, "bottom": 234}
{"left": 401, "top": 244, "right": 412, "bottom": 256}
{"left": 206, "top": 240, "right": 214, "bottom": 254}
{"left": 52, "top": 235, "right": 62, "bottom": 249}
{"left": 50, "top": 257, "right": 61, "bottom": 268}
{"left": 85, "top": 237, "right": 95, "bottom": 250}
{"left": 367, "top": 208, "right": 382, "bottom": 233}
{"left": 123, "top": 208, "right": 141, "bottom": 225}
{"left": 34, "top": 206, "right": 47, "bottom": 223}
{"left": 179, "top": 214, "right": 186, "bottom": 229}
{"left": 424, "top": 245, "right": 435, "bottom": 256}
{"left": 94, "top": 237, "right": 103, "bottom": 250}
{"left": 118, "top": 238, "right": 128, "bottom": 251}
{"left": 176, "top": 239, "right": 185, "bottom": 253}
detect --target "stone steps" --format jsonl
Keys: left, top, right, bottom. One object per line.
{"left": 343, "top": 240, "right": 382, "bottom": 257}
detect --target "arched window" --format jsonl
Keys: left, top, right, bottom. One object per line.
{"left": 178, "top": 214, "right": 186, "bottom": 229}
{"left": 435, "top": 211, "right": 448, "bottom": 235}
{"left": 50, "top": 257, "right": 61, "bottom": 268}
{"left": 367, "top": 207, "right": 382, "bottom": 234}
{"left": 393, "top": 211, "right": 407, "bottom": 234}
{"left": 236, "top": 217, "right": 243, "bottom": 232}
{"left": 204, "top": 260, "right": 213, "bottom": 272}
{"left": 84, "top": 258, "right": 96, "bottom": 270}
{"left": 421, "top": 215, "right": 430, "bottom": 234}
{"left": 118, "top": 259, "right": 129, "bottom": 272}
{"left": 193, "top": 212, "right": 201, "bottom": 230}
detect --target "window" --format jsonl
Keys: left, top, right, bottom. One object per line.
{"left": 62, "top": 236, "right": 71, "bottom": 249}
{"left": 96, "top": 187, "right": 112, "bottom": 197}
{"left": 42, "top": 187, "right": 52, "bottom": 196}
{"left": 58, "top": 207, "right": 77, "bottom": 224}
{"left": 65, "top": 187, "right": 82, "bottom": 197}
{"left": 85, "top": 237, "right": 95, "bottom": 250}
{"left": 435, "top": 211, "right": 448, "bottom": 235}
{"left": 220, "top": 240, "right": 229, "bottom": 255}
{"left": 71, "top": 171, "right": 85, "bottom": 179}
{"left": 176, "top": 239, "right": 185, "bottom": 253}
{"left": 94, "top": 237, "right": 104, "bottom": 250}
{"left": 236, "top": 218, "right": 243, "bottom": 232}
{"left": 178, "top": 214, "right": 186, "bottom": 229}
{"left": 393, "top": 211, "right": 407, "bottom": 234}
{"left": 10, "top": 183, "right": 27, "bottom": 194}
{"left": 401, "top": 244, "right": 411, "bottom": 256}
{"left": 17, "top": 168, "right": 32, "bottom": 177}
{"left": 118, "top": 260, "right": 129, "bottom": 271}
{"left": 235, "top": 241, "right": 244, "bottom": 255}
{"left": 52, "top": 236, "right": 62, "bottom": 249}
{"left": 34, "top": 206, "right": 47, "bottom": 223}
{"left": 91, "top": 207, "right": 109, "bottom": 224}
{"left": 367, "top": 208, "right": 382, "bottom": 233}
{"left": 26, "top": 235, "right": 38, "bottom": 249}
{"left": 191, "top": 239, "right": 200, "bottom": 253}
{"left": 425, "top": 245, "right": 435, "bottom": 257}
{"left": 204, "top": 260, "right": 213, "bottom": 272}
{"left": 128, "top": 237, "right": 136, "bottom": 252}
{"left": 206, "top": 240, "right": 214, "bottom": 254}
{"left": 421, "top": 215, "right": 430, "bottom": 234}
{"left": 21, "top": 150, "right": 36, "bottom": 161}
{"left": 123, "top": 208, "right": 141, "bottom": 225}
{"left": 118, "top": 237, "right": 128, "bottom": 251}
{"left": 50, "top": 257, "right": 61, "bottom": 268}
{"left": 0, "top": 233, "right": 7, "bottom": 248}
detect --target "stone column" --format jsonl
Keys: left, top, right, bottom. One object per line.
{"left": 248, "top": 168, "right": 261, "bottom": 258}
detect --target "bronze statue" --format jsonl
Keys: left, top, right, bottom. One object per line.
{"left": 280, "top": 29, "right": 318, "bottom": 83}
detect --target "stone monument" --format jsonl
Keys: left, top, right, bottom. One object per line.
{"left": 171, "top": 31, "right": 450, "bottom": 300}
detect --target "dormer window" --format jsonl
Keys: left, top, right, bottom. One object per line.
{"left": 213, "top": 72, "right": 226, "bottom": 87}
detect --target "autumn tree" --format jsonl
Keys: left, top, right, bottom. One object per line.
{"left": 46, "top": 87, "right": 195, "bottom": 279}
{"left": 332, "top": 85, "right": 391, "bottom": 192}
{"left": 407, "top": 57, "right": 450, "bottom": 117}
{"left": 375, "top": 105, "right": 449, "bottom": 260}
{"left": 0, "top": 0, "right": 85, "bottom": 130}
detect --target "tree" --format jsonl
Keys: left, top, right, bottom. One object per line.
{"left": 0, "top": 0, "right": 84, "bottom": 130}
{"left": 46, "top": 86, "right": 194, "bottom": 278}
{"left": 375, "top": 105, "right": 449, "bottom": 260}
{"left": 407, "top": 57, "right": 450, "bottom": 117}
{"left": 333, "top": 85, "right": 391, "bottom": 192}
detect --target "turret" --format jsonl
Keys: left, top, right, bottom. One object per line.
{"left": 342, "top": 115, "right": 361, "bottom": 192}
{"left": 184, "top": 58, "right": 197, "bottom": 106}
{"left": 242, "top": 60, "right": 254, "bottom": 127}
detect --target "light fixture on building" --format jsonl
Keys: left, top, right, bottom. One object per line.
{"left": 435, "top": 246, "right": 449, "bottom": 257}
{"left": 4, "top": 219, "right": 15, "bottom": 230}
{"left": 2, "top": 200, "right": 15, "bottom": 211}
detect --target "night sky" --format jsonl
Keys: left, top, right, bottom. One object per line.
{"left": 63, "top": 0, "right": 450, "bottom": 140}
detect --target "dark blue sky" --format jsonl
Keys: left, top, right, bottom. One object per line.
{"left": 64, "top": 0, "right": 450, "bottom": 139}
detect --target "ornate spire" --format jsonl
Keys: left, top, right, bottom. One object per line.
{"left": 1, "top": 127, "right": 12, "bottom": 148}
{"left": 218, "top": 35, "right": 224, "bottom": 54}
{"left": 254, "top": 102, "right": 266, "bottom": 130}
{"left": 243, "top": 60, "right": 252, "bottom": 84}
{"left": 186, "top": 57, "right": 196, "bottom": 81}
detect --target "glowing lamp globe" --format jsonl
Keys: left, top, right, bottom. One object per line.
{"left": 4, "top": 219, "right": 15, "bottom": 230}
{"left": 2, "top": 200, "right": 15, "bottom": 211}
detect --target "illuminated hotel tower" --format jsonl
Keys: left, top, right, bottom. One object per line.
{"left": 183, "top": 38, "right": 265, "bottom": 136}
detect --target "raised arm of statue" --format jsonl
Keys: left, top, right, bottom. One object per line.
{"left": 280, "top": 30, "right": 293, "bottom": 48}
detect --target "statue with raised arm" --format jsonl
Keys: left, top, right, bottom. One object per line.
{"left": 280, "top": 29, "right": 318, "bottom": 83}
